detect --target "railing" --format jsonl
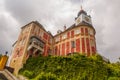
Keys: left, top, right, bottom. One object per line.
{"left": 28, "top": 42, "right": 44, "bottom": 52}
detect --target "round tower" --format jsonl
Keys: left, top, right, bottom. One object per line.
{"left": 75, "top": 7, "right": 96, "bottom": 56}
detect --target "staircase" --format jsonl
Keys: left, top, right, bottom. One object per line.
{"left": 0, "top": 69, "right": 18, "bottom": 80}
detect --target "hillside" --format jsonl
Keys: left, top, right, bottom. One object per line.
{"left": 19, "top": 53, "right": 120, "bottom": 80}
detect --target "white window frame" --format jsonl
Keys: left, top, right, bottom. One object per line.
{"left": 75, "top": 29, "right": 81, "bottom": 35}
{"left": 89, "top": 29, "right": 93, "bottom": 35}
{"left": 55, "top": 37, "right": 60, "bottom": 42}
{"left": 62, "top": 33, "right": 67, "bottom": 40}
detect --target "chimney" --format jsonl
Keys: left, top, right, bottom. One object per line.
{"left": 64, "top": 25, "right": 66, "bottom": 31}
{"left": 57, "top": 30, "right": 62, "bottom": 34}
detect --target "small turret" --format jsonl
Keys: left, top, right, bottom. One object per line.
{"left": 57, "top": 30, "right": 62, "bottom": 34}
{"left": 64, "top": 25, "right": 67, "bottom": 31}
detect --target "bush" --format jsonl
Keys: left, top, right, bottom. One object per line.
{"left": 108, "top": 77, "right": 120, "bottom": 80}
{"left": 22, "top": 70, "right": 33, "bottom": 78}
{"left": 19, "top": 53, "right": 120, "bottom": 80}
{"left": 31, "top": 72, "right": 57, "bottom": 80}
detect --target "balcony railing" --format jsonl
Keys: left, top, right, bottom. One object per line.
{"left": 28, "top": 41, "right": 44, "bottom": 52}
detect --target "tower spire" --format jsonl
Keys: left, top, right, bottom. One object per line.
{"left": 81, "top": 5, "right": 83, "bottom": 10}
{"left": 77, "top": 5, "right": 87, "bottom": 17}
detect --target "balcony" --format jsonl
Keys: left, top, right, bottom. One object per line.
{"left": 27, "top": 36, "right": 45, "bottom": 57}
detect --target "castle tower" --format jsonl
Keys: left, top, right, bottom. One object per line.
{"left": 75, "top": 7, "right": 96, "bottom": 56}
{"left": 10, "top": 21, "right": 53, "bottom": 75}
{"left": 53, "top": 8, "right": 96, "bottom": 56}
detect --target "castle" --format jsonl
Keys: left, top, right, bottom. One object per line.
{"left": 10, "top": 8, "right": 97, "bottom": 75}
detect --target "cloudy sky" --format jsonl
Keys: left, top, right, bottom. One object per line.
{"left": 0, "top": 0, "right": 120, "bottom": 62}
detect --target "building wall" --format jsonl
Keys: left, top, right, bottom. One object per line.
{"left": 54, "top": 26, "right": 96, "bottom": 56}
{"left": 9, "top": 23, "right": 33, "bottom": 75}
{"left": 10, "top": 22, "right": 53, "bottom": 75}
{"left": 10, "top": 22, "right": 96, "bottom": 75}
{"left": 29, "top": 23, "right": 53, "bottom": 56}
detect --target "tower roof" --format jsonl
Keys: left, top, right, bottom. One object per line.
{"left": 77, "top": 6, "right": 87, "bottom": 16}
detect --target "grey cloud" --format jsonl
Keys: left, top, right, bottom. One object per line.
{"left": 0, "top": 15, "right": 12, "bottom": 54}
{"left": 0, "top": 11, "right": 19, "bottom": 55}
{"left": 1, "top": 0, "right": 120, "bottom": 62}
{"left": 85, "top": 0, "right": 120, "bottom": 62}
{"left": 4, "top": 0, "right": 79, "bottom": 33}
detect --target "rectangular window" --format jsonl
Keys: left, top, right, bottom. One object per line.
{"left": 19, "top": 48, "right": 23, "bottom": 56}
{"left": 39, "top": 29, "right": 41, "bottom": 37}
{"left": 60, "top": 36, "right": 62, "bottom": 41}
{"left": 90, "top": 39, "right": 94, "bottom": 46}
{"left": 76, "top": 39, "right": 80, "bottom": 52}
{"left": 71, "top": 41, "right": 75, "bottom": 48}
{"left": 59, "top": 45, "right": 61, "bottom": 56}
{"left": 40, "top": 31, "right": 43, "bottom": 38}
{"left": 19, "top": 39, "right": 22, "bottom": 45}
{"left": 62, "top": 34, "right": 67, "bottom": 40}
{"left": 39, "top": 42, "right": 44, "bottom": 48}
{"left": 71, "top": 30, "right": 74, "bottom": 38}
{"left": 81, "top": 28, "right": 84, "bottom": 35}
{"left": 43, "top": 44, "right": 47, "bottom": 56}
{"left": 38, "top": 29, "right": 40, "bottom": 36}
{"left": 55, "top": 37, "right": 60, "bottom": 42}
{"left": 32, "top": 25, "right": 36, "bottom": 34}
{"left": 49, "top": 38, "right": 52, "bottom": 44}
{"left": 22, "top": 39, "right": 25, "bottom": 45}
{"left": 66, "top": 42, "right": 70, "bottom": 54}
{"left": 89, "top": 29, "right": 93, "bottom": 35}
{"left": 91, "top": 47, "right": 95, "bottom": 53}
{"left": 35, "top": 27, "right": 38, "bottom": 36}
{"left": 62, "top": 43, "right": 65, "bottom": 55}
{"left": 47, "top": 48, "right": 51, "bottom": 55}
{"left": 85, "top": 28, "right": 88, "bottom": 35}
{"left": 86, "top": 38, "right": 90, "bottom": 56}
{"left": 75, "top": 29, "right": 81, "bottom": 35}
{"left": 67, "top": 32, "right": 70, "bottom": 38}
{"left": 82, "top": 38, "right": 85, "bottom": 53}
{"left": 43, "top": 33, "right": 48, "bottom": 40}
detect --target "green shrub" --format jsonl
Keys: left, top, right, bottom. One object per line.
{"left": 108, "top": 77, "right": 120, "bottom": 80}
{"left": 22, "top": 70, "right": 33, "bottom": 78}
{"left": 19, "top": 53, "right": 120, "bottom": 80}
{"left": 31, "top": 72, "right": 57, "bottom": 80}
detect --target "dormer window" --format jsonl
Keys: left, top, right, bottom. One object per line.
{"left": 62, "top": 33, "right": 67, "bottom": 40}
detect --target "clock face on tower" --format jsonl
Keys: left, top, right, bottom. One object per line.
{"left": 76, "top": 17, "right": 81, "bottom": 25}
{"left": 83, "top": 15, "right": 92, "bottom": 24}
{"left": 75, "top": 14, "right": 92, "bottom": 26}
{"left": 85, "top": 16, "right": 90, "bottom": 22}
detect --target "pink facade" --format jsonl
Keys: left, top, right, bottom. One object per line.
{"left": 10, "top": 8, "right": 97, "bottom": 75}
